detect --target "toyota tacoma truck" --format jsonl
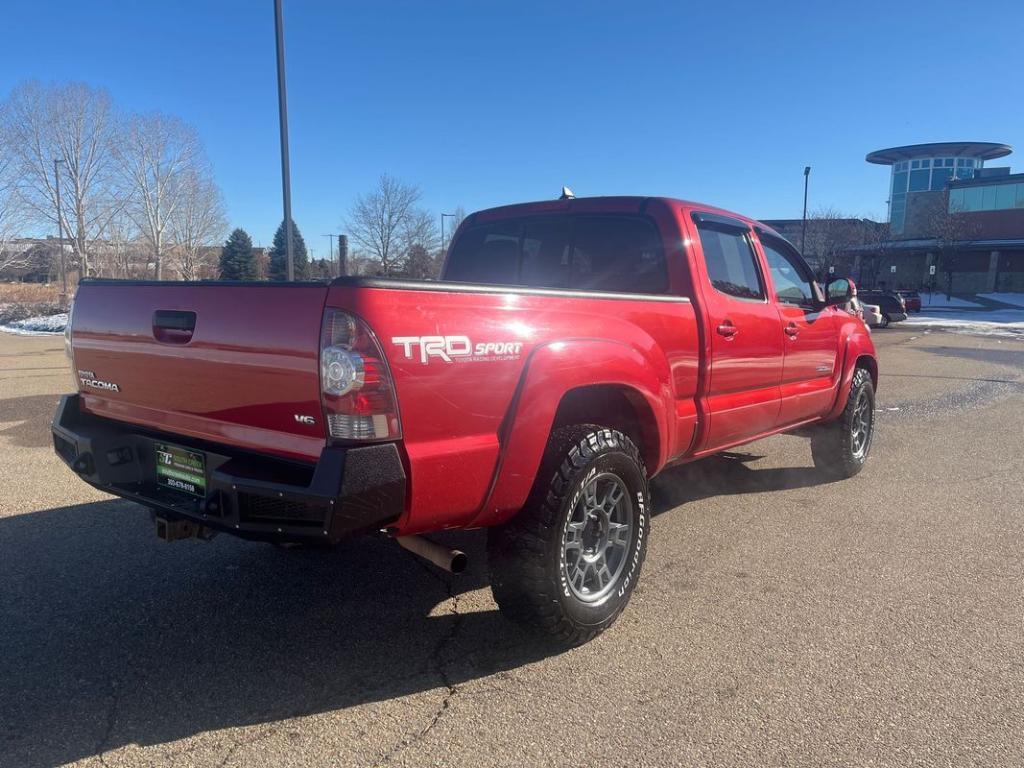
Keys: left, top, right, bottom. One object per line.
{"left": 53, "top": 196, "right": 877, "bottom": 645}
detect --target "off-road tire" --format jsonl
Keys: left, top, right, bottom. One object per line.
{"left": 811, "top": 367, "right": 875, "bottom": 480}
{"left": 488, "top": 425, "right": 650, "bottom": 646}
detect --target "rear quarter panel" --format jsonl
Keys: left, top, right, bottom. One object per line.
{"left": 329, "top": 284, "right": 699, "bottom": 534}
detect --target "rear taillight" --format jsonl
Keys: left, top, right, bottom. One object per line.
{"left": 319, "top": 309, "right": 401, "bottom": 441}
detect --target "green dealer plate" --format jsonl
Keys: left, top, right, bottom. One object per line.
{"left": 154, "top": 442, "right": 207, "bottom": 497}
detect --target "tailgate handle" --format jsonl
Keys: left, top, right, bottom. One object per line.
{"left": 153, "top": 310, "right": 196, "bottom": 343}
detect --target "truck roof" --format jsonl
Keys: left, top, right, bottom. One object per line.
{"left": 465, "top": 195, "right": 776, "bottom": 236}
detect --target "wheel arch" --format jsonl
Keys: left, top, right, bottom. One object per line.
{"left": 551, "top": 384, "right": 660, "bottom": 473}
{"left": 855, "top": 353, "right": 878, "bottom": 391}
{"left": 825, "top": 330, "right": 878, "bottom": 421}
{"left": 470, "top": 337, "right": 671, "bottom": 528}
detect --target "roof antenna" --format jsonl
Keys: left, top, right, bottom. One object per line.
{"left": 559, "top": 186, "right": 575, "bottom": 200}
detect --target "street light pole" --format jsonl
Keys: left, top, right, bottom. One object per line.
{"left": 801, "top": 166, "right": 811, "bottom": 258}
{"left": 440, "top": 212, "right": 457, "bottom": 254}
{"left": 273, "top": 0, "right": 294, "bottom": 281}
{"left": 323, "top": 234, "right": 338, "bottom": 277}
{"left": 53, "top": 158, "right": 67, "bottom": 308}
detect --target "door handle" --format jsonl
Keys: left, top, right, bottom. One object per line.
{"left": 716, "top": 322, "right": 738, "bottom": 338}
{"left": 784, "top": 322, "right": 799, "bottom": 338}
{"left": 153, "top": 310, "right": 196, "bottom": 344}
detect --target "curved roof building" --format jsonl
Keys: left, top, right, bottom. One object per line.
{"left": 866, "top": 141, "right": 1012, "bottom": 234}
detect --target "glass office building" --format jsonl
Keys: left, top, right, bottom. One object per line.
{"left": 948, "top": 178, "right": 1024, "bottom": 213}
{"left": 866, "top": 142, "right": 1012, "bottom": 235}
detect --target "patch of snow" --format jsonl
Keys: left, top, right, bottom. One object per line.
{"left": 902, "top": 309, "right": 1024, "bottom": 338}
{"left": 0, "top": 312, "right": 68, "bottom": 335}
{"left": 917, "top": 294, "right": 984, "bottom": 309}
{"left": 978, "top": 293, "right": 1024, "bottom": 308}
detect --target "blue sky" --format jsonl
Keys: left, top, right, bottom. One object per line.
{"left": 2, "top": 0, "right": 1021, "bottom": 252}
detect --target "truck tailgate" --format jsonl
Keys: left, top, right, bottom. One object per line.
{"left": 70, "top": 282, "right": 329, "bottom": 462}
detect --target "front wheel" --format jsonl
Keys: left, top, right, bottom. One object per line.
{"left": 810, "top": 367, "right": 875, "bottom": 480}
{"left": 488, "top": 426, "right": 650, "bottom": 646}
{"left": 880, "top": 314, "right": 891, "bottom": 328}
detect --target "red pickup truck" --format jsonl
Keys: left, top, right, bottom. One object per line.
{"left": 54, "top": 196, "right": 877, "bottom": 645}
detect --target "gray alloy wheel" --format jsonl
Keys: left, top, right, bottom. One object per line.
{"left": 811, "top": 367, "right": 875, "bottom": 480}
{"left": 850, "top": 387, "right": 873, "bottom": 460}
{"left": 561, "top": 473, "right": 633, "bottom": 603}
{"left": 488, "top": 425, "right": 650, "bottom": 646}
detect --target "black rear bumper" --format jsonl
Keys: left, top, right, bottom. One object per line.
{"left": 51, "top": 395, "right": 406, "bottom": 544}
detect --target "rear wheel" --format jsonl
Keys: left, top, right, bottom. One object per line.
{"left": 488, "top": 425, "right": 650, "bottom": 646}
{"left": 880, "top": 314, "right": 891, "bottom": 328}
{"left": 810, "top": 367, "right": 875, "bottom": 480}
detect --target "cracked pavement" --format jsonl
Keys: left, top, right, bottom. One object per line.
{"left": 1, "top": 327, "right": 1023, "bottom": 767}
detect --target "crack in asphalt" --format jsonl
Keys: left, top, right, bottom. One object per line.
{"left": 92, "top": 675, "right": 119, "bottom": 768}
{"left": 375, "top": 556, "right": 464, "bottom": 767}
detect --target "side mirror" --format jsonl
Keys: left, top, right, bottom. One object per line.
{"left": 825, "top": 277, "right": 855, "bottom": 306}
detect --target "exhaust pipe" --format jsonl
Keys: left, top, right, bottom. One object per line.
{"left": 396, "top": 535, "right": 467, "bottom": 574}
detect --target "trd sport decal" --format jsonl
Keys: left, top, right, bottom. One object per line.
{"left": 391, "top": 335, "right": 523, "bottom": 364}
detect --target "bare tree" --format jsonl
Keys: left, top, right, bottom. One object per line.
{"left": 922, "top": 192, "right": 980, "bottom": 298}
{"left": 114, "top": 112, "right": 206, "bottom": 279}
{"left": 399, "top": 208, "right": 439, "bottom": 260}
{"left": 802, "top": 208, "right": 884, "bottom": 280}
{"left": 0, "top": 81, "right": 119, "bottom": 278}
{"left": 169, "top": 170, "right": 227, "bottom": 280}
{"left": 346, "top": 175, "right": 431, "bottom": 276}
{"left": 0, "top": 138, "right": 26, "bottom": 271}
{"left": 96, "top": 211, "right": 143, "bottom": 279}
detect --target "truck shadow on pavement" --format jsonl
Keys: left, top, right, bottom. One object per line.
{"left": 651, "top": 449, "right": 835, "bottom": 511}
{"left": 1, "top": 450, "right": 833, "bottom": 767}
{"left": 0, "top": 501, "right": 557, "bottom": 768}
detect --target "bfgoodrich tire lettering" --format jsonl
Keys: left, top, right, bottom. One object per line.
{"left": 488, "top": 425, "right": 650, "bottom": 646}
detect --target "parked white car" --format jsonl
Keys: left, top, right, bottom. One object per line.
{"left": 861, "top": 302, "right": 883, "bottom": 328}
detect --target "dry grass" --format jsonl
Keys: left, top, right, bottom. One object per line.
{"left": 0, "top": 282, "right": 64, "bottom": 324}
{"left": 0, "top": 282, "right": 61, "bottom": 305}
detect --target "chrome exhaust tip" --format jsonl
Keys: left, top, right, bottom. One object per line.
{"left": 396, "top": 534, "right": 467, "bottom": 574}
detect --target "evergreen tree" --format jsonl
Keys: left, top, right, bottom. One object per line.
{"left": 400, "top": 244, "right": 439, "bottom": 279}
{"left": 267, "top": 219, "right": 309, "bottom": 280}
{"left": 218, "top": 228, "right": 258, "bottom": 280}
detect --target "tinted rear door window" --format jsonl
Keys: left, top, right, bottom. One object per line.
{"left": 696, "top": 225, "right": 765, "bottom": 300}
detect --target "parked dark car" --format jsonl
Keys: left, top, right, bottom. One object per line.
{"left": 897, "top": 290, "right": 922, "bottom": 313}
{"left": 860, "top": 291, "right": 908, "bottom": 327}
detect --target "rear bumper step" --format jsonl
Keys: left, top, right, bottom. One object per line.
{"left": 52, "top": 395, "right": 406, "bottom": 544}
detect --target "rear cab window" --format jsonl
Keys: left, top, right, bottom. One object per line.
{"left": 443, "top": 214, "right": 668, "bottom": 295}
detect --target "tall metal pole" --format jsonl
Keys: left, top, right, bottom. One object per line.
{"left": 323, "top": 234, "right": 337, "bottom": 277}
{"left": 53, "top": 158, "right": 67, "bottom": 308}
{"left": 800, "top": 166, "right": 811, "bottom": 258}
{"left": 338, "top": 234, "right": 348, "bottom": 277}
{"left": 274, "top": 0, "right": 294, "bottom": 281}
{"left": 440, "top": 212, "right": 457, "bottom": 253}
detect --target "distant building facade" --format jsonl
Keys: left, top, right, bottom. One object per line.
{"left": 860, "top": 141, "right": 1024, "bottom": 293}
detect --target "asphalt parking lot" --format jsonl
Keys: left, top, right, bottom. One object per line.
{"left": 1, "top": 327, "right": 1023, "bottom": 768}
